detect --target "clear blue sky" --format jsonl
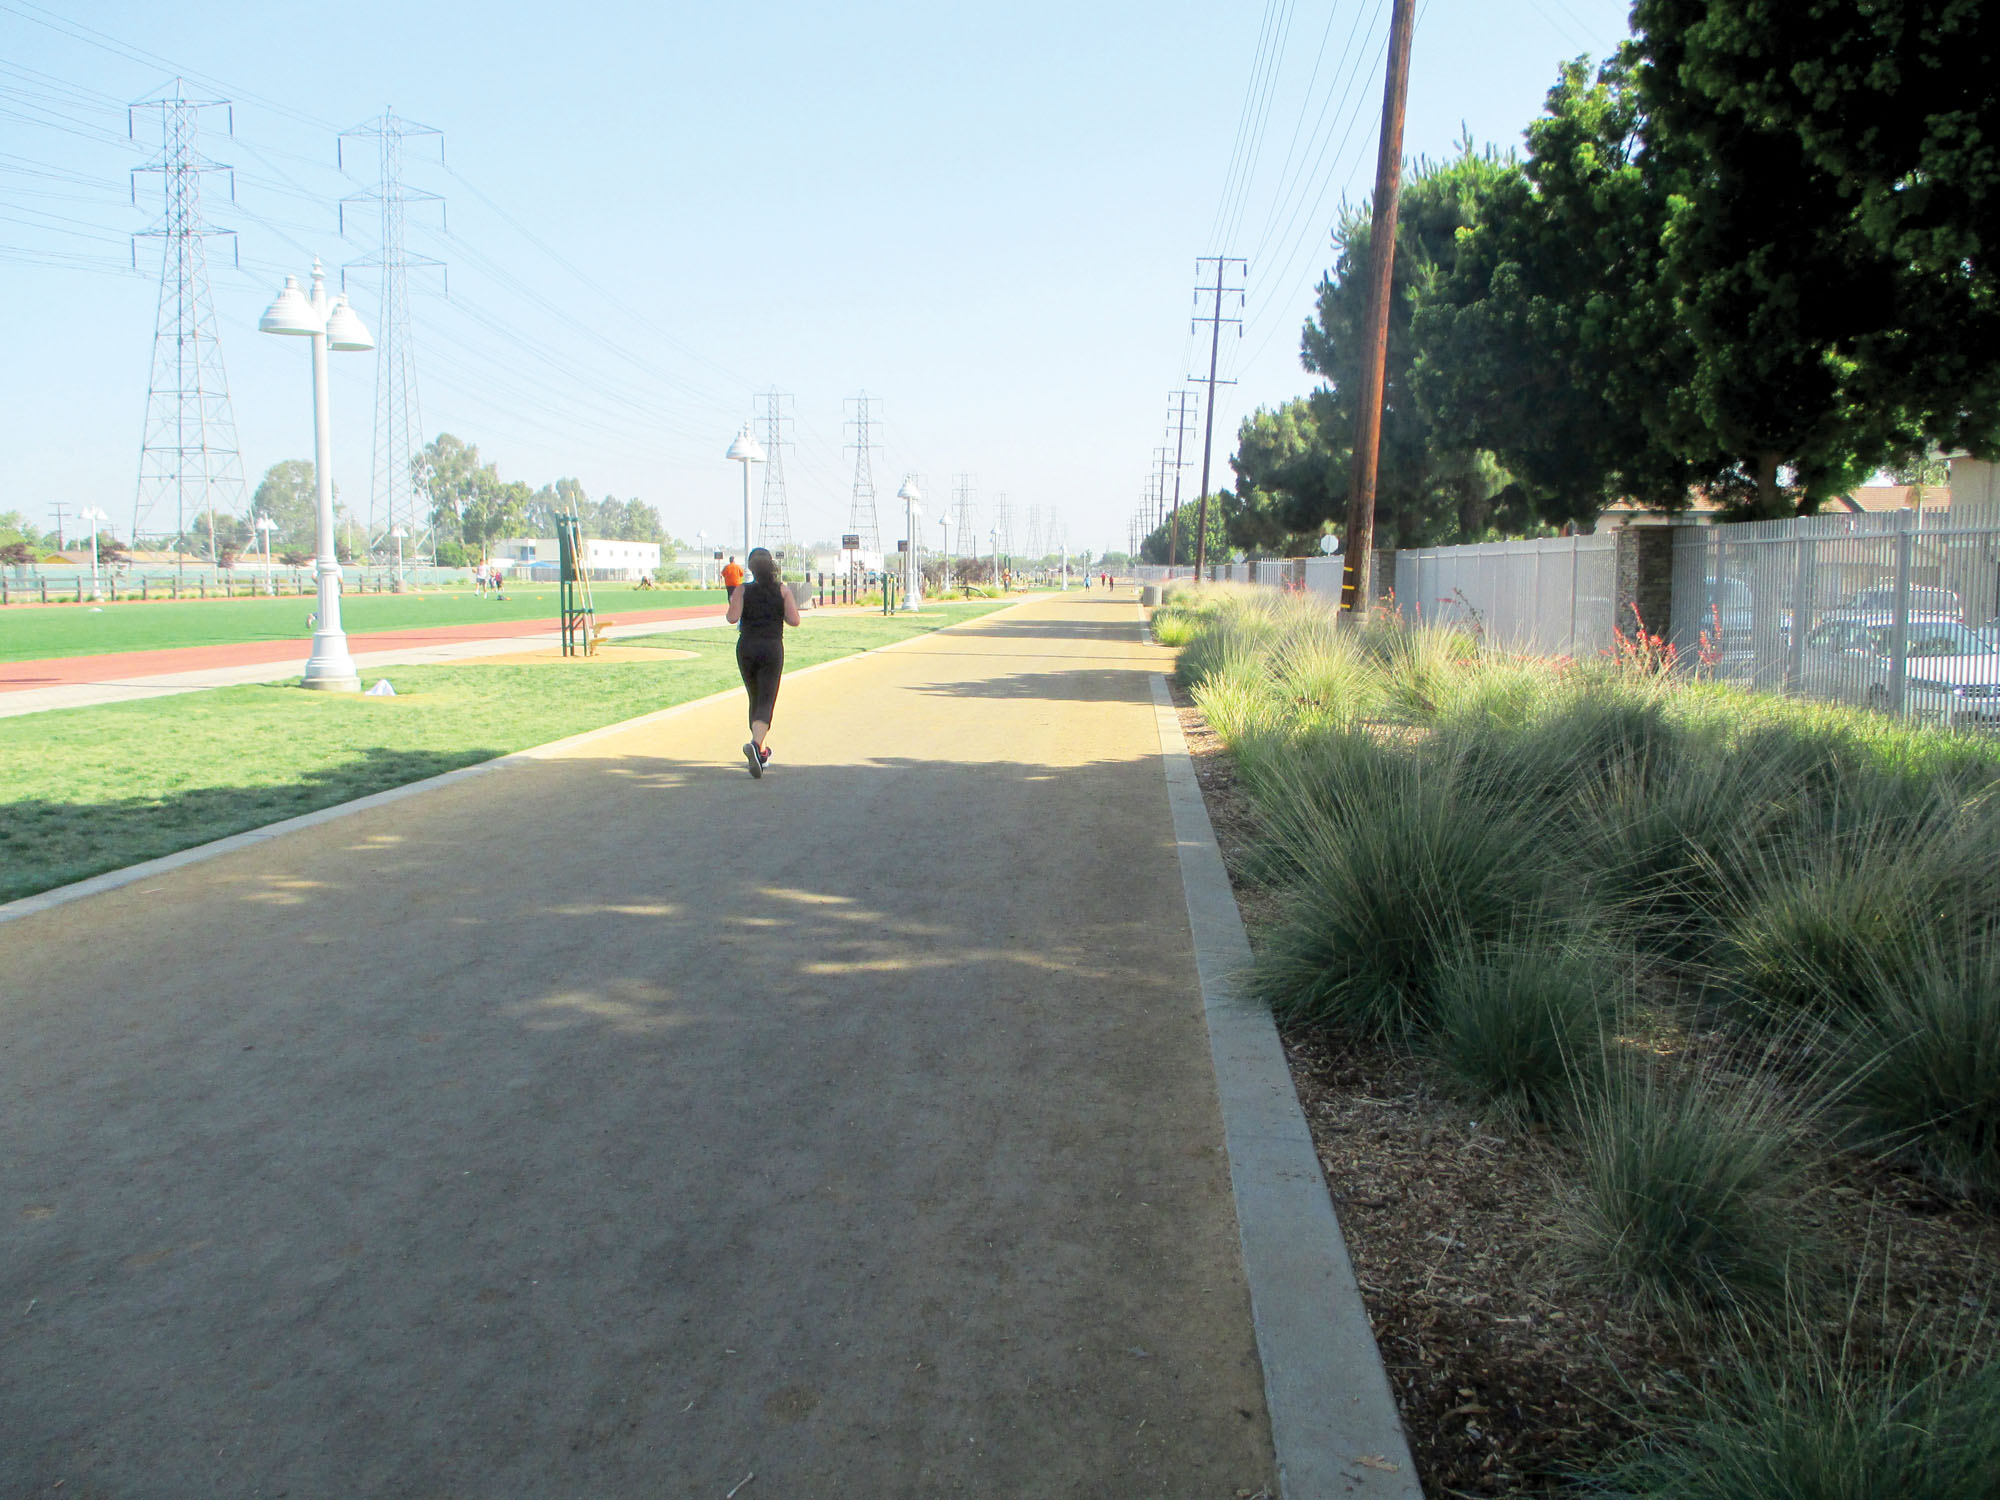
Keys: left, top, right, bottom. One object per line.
{"left": 1, "top": 0, "right": 1634, "bottom": 559}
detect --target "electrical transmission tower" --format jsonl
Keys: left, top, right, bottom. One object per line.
{"left": 340, "top": 110, "right": 446, "bottom": 556}
{"left": 950, "top": 474, "right": 977, "bottom": 567}
{"left": 992, "top": 492, "right": 1013, "bottom": 573}
{"left": 755, "top": 390, "right": 795, "bottom": 563}
{"left": 1024, "top": 504, "right": 1043, "bottom": 564}
{"left": 844, "top": 394, "right": 882, "bottom": 552}
{"left": 130, "top": 82, "right": 246, "bottom": 563}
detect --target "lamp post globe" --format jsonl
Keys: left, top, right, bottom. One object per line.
{"left": 259, "top": 258, "right": 372, "bottom": 692}
{"left": 896, "top": 476, "right": 922, "bottom": 612}
{"left": 726, "top": 425, "right": 765, "bottom": 557}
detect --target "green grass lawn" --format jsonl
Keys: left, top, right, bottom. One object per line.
{"left": 0, "top": 584, "right": 728, "bottom": 662}
{"left": 0, "top": 600, "right": 1009, "bottom": 902}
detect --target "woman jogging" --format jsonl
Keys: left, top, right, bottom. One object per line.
{"left": 725, "top": 546, "right": 801, "bottom": 779}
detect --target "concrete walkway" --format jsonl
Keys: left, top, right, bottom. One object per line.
{"left": 0, "top": 595, "right": 1280, "bottom": 1497}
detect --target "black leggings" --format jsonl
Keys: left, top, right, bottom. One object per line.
{"left": 736, "top": 634, "right": 784, "bottom": 726}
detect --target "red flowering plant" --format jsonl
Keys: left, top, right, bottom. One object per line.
{"left": 1608, "top": 602, "right": 1679, "bottom": 675}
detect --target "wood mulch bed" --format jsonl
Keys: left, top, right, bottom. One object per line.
{"left": 1172, "top": 684, "right": 1999, "bottom": 1497}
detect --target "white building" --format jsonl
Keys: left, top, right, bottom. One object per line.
{"left": 495, "top": 537, "right": 661, "bottom": 582}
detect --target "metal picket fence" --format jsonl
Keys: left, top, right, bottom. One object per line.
{"left": 1668, "top": 511, "right": 2000, "bottom": 725}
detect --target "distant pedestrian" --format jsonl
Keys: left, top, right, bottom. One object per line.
{"left": 473, "top": 562, "right": 488, "bottom": 598}
{"left": 726, "top": 546, "right": 801, "bottom": 779}
{"left": 721, "top": 555, "right": 745, "bottom": 592}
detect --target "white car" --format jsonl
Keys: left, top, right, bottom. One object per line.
{"left": 1799, "top": 615, "right": 2000, "bottom": 725}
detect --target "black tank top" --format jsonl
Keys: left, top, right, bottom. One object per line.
{"left": 738, "top": 577, "right": 787, "bottom": 638}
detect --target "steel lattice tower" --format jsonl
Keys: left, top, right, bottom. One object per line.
{"left": 950, "top": 474, "right": 976, "bottom": 566}
{"left": 992, "top": 492, "right": 1013, "bottom": 572}
{"left": 1024, "top": 504, "right": 1044, "bottom": 563}
{"left": 130, "top": 82, "right": 246, "bottom": 559}
{"left": 844, "top": 394, "right": 881, "bottom": 552}
{"left": 339, "top": 110, "right": 445, "bottom": 556}
{"left": 755, "top": 390, "right": 794, "bottom": 563}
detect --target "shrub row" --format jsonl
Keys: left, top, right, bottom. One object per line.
{"left": 1158, "top": 584, "right": 2000, "bottom": 1492}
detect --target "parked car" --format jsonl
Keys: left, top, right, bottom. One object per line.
{"left": 1799, "top": 614, "right": 2000, "bottom": 724}
{"left": 1825, "top": 583, "right": 1963, "bottom": 621}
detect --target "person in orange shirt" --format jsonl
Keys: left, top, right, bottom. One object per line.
{"left": 720, "top": 555, "right": 745, "bottom": 591}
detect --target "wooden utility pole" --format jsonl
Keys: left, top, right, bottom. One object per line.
{"left": 1191, "top": 255, "right": 1245, "bottom": 580}
{"left": 1339, "top": 0, "right": 1418, "bottom": 614}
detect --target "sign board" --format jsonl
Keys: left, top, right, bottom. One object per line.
{"left": 896, "top": 540, "right": 909, "bottom": 553}
{"left": 841, "top": 533, "right": 861, "bottom": 550}
{"left": 1318, "top": 532, "right": 1341, "bottom": 555}
{"left": 712, "top": 549, "right": 724, "bottom": 560}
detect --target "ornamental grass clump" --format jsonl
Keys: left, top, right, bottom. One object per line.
{"left": 1428, "top": 933, "right": 1615, "bottom": 1125}
{"left": 1587, "top": 1341, "right": 2000, "bottom": 1500}
{"left": 1370, "top": 622, "right": 1482, "bottom": 723}
{"left": 1570, "top": 1060, "right": 1806, "bottom": 1316}
{"left": 1269, "top": 616, "right": 1384, "bottom": 731}
{"left": 1708, "top": 792, "right": 1982, "bottom": 1022}
{"left": 1246, "top": 743, "right": 1573, "bottom": 1038}
{"left": 1835, "top": 937, "right": 2000, "bottom": 1202}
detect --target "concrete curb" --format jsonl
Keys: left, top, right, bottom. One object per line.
{"left": 0, "top": 598, "right": 1039, "bottom": 927}
{"left": 1148, "top": 671, "right": 1423, "bottom": 1499}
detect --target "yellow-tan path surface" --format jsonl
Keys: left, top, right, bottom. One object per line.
{"left": 1, "top": 594, "right": 1278, "bottom": 1497}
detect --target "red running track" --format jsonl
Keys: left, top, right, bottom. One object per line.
{"left": 0, "top": 604, "right": 725, "bottom": 693}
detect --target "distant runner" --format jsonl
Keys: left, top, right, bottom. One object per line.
{"left": 725, "top": 547, "right": 801, "bottom": 779}
{"left": 720, "top": 555, "right": 745, "bottom": 592}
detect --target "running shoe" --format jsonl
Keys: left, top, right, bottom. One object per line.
{"left": 743, "top": 742, "right": 764, "bottom": 779}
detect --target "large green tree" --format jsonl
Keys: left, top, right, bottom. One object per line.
{"left": 1634, "top": 0, "right": 2000, "bottom": 507}
{"left": 1296, "top": 146, "right": 1529, "bottom": 548}
{"left": 1411, "top": 59, "right": 1724, "bottom": 520}
{"left": 1419, "top": 8, "right": 2000, "bottom": 521}
{"left": 1230, "top": 399, "right": 1336, "bottom": 554}
{"left": 250, "top": 460, "right": 318, "bottom": 549}
{"left": 414, "top": 434, "right": 489, "bottom": 544}
{"left": 1139, "top": 490, "right": 1233, "bottom": 566}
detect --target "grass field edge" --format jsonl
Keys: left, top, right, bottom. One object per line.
{"left": 0, "top": 594, "right": 1043, "bottom": 926}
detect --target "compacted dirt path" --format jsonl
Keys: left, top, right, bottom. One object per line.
{"left": 0, "top": 594, "right": 1277, "bottom": 1497}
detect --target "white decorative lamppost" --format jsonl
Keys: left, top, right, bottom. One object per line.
{"left": 258, "top": 259, "right": 374, "bottom": 691}
{"left": 255, "top": 514, "right": 278, "bottom": 594}
{"left": 78, "top": 505, "right": 108, "bottom": 600}
{"left": 695, "top": 528, "right": 707, "bottom": 589}
{"left": 726, "top": 425, "right": 765, "bottom": 557}
{"left": 896, "top": 475, "right": 922, "bottom": 612}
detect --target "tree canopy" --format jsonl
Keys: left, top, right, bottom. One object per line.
{"left": 250, "top": 460, "right": 318, "bottom": 550}
{"left": 1248, "top": 1, "right": 2000, "bottom": 537}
